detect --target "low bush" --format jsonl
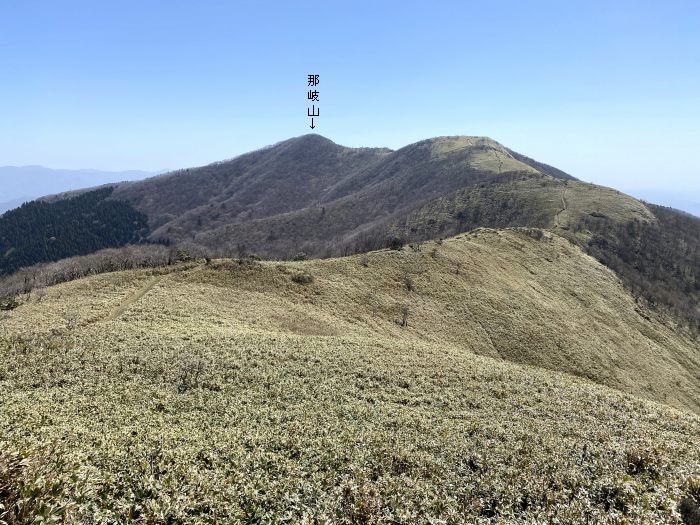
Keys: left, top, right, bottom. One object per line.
{"left": 625, "top": 447, "right": 662, "bottom": 477}
{"left": 0, "top": 443, "right": 83, "bottom": 524}
{"left": 680, "top": 475, "right": 700, "bottom": 524}
{"left": 387, "top": 236, "right": 404, "bottom": 251}
{"left": 0, "top": 297, "right": 19, "bottom": 311}
{"left": 291, "top": 272, "right": 314, "bottom": 285}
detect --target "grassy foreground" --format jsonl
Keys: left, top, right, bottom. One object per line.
{"left": 0, "top": 229, "right": 698, "bottom": 523}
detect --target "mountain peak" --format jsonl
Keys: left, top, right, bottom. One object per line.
{"left": 281, "top": 134, "right": 339, "bottom": 148}
{"left": 275, "top": 135, "right": 394, "bottom": 155}
{"left": 421, "top": 135, "right": 505, "bottom": 154}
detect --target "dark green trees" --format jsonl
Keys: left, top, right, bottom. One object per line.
{"left": 0, "top": 188, "right": 149, "bottom": 276}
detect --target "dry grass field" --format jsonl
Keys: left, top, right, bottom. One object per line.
{"left": 0, "top": 229, "right": 698, "bottom": 523}
{"left": 427, "top": 137, "right": 539, "bottom": 175}
{"left": 395, "top": 176, "right": 655, "bottom": 242}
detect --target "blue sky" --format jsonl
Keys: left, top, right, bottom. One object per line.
{"left": 1, "top": 0, "right": 698, "bottom": 193}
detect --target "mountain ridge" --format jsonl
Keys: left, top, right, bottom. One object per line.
{"left": 1, "top": 134, "right": 698, "bottom": 332}
{"left": 113, "top": 134, "right": 566, "bottom": 251}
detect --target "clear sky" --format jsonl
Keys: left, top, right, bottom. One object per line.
{"left": 1, "top": 0, "right": 698, "bottom": 192}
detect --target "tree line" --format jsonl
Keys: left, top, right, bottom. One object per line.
{"left": 0, "top": 188, "right": 151, "bottom": 276}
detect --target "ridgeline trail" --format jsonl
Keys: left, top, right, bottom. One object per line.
{"left": 554, "top": 187, "right": 568, "bottom": 228}
{"left": 105, "top": 276, "right": 161, "bottom": 321}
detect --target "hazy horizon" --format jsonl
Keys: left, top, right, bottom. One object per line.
{"left": 1, "top": 1, "right": 698, "bottom": 194}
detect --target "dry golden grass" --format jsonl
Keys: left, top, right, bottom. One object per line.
{"left": 428, "top": 136, "right": 540, "bottom": 174}
{"left": 401, "top": 176, "right": 655, "bottom": 243}
{"left": 0, "top": 229, "right": 698, "bottom": 522}
{"left": 7, "top": 228, "right": 693, "bottom": 412}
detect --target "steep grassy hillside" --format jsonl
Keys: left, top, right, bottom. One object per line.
{"left": 385, "top": 175, "right": 700, "bottom": 330}
{"left": 1, "top": 230, "right": 698, "bottom": 522}
{"left": 368, "top": 173, "right": 652, "bottom": 243}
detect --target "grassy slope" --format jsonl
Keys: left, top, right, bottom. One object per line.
{"left": 427, "top": 136, "right": 539, "bottom": 175}
{"left": 0, "top": 229, "right": 698, "bottom": 522}
{"left": 392, "top": 175, "right": 700, "bottom": 331}
{"left": 390, "top": 175, "right": 654, "bottom": 241}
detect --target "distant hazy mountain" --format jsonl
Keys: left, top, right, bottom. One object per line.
{"left": 623, "top": 188, "right": 700, "bottom": 218}
{"left": 0, "top": 166, "right": 158, "bottom": 213}
{"left": 0, "top": 197, "right": 31, "bottom": 215}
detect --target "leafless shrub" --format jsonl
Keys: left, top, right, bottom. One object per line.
{"left": 341, "top": 481, "right": 382, "bottom": 524}
{"left": 625, "top": 447, "right": 662, "bottom": 477}
{"left": 685, "top": 476, "right": 700, "bottom": 503}
{"left": 679, "top": 476, "right": 700, "bottom": 525}
{"left": 402, "top": 275, "right": 413, "bottom": 292}
{"left": 34, "top": 286, "right": 47, "bottom": 302}
{"left": 176, "top": 248, "right": 193, "bottom": 262}
{"left": 400, "top": 305, "right": 410, "bottom": 327}
{"left": 0, "top": 297, "right": 20, "bottom": 311}
{"left": 387, "top": 236, "right": 404, "bottom": 251}
{"left": 0, "top": 245, "right": 171, "bottom": 300}
{"left": 22, "top": 274, "right": 36, "bottom": 295}
{"left": 244, "top": 254, "right": 261, "bottom": 262}
{"left": 679, "top": 498, "right": 700, "bottom": 525}
{"left": 177, "top": 356, "right": 206, "bottom": 393}
{"left": 526, "top": 228, "right": 545, "bottom": 241}
{"left": 64, "top": 311, "right": 79, "bottom": 330}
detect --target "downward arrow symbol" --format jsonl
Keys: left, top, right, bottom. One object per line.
{"left": 310, "top": 118, "right": 316, "bottom": 129}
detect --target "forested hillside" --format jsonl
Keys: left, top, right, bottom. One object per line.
{"left": 584, "top": 203, "right": 700, "bottom": 330}
{"left": 0, "top": 188, "right": 149, "bottom": 276}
